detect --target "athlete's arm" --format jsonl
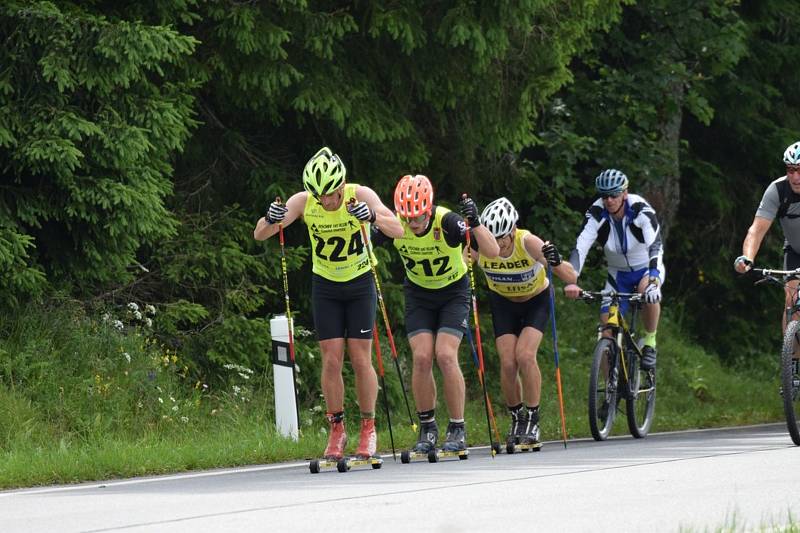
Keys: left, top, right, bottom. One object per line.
{"left": 356, "top": 185, "right": 404, "bottom": 238}
{"left": 737, "top": 216, "right": 772, "bottom": 272}
{"left": 567, "top": 203, "right": 601, "bottom": 276}
{"left": 470, "top": 224, "right": 500, "bottom": 258}
{"left": 253, "top": 191, "right": 307, "bottom": 241}
{"left": 525, "top": 234, "right": 578, "bottom": 285}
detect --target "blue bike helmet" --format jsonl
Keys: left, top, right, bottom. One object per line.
{"left": 595, "top": 169, "right": 629, "bottom": 195}
{"left": 783, "top": 142, "right": 800, "bottom": 165}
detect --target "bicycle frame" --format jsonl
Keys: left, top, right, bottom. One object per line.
{"left": 592, "top": 290, "right": 644, "bottom": 389}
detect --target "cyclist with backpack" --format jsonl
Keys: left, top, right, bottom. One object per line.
{"left": 734, "top": 141, "right": 800, "bottom": 335}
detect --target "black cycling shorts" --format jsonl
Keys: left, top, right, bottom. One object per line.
{"left": 312, "top": 272, "right": 376, "bottom": 341}
{"left": 785, "top": 246, "right": 800, "bottom": 271}
{"left": 404, "top": 276, "right": 469, "bottom": 339}
{"left": 488, "top": 288, "right": 550, "bottom": 338}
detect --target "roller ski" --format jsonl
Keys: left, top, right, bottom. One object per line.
{"left": 309, "top": 413, "right": 347, "bottom": 474}
{"left": 427, "top": 422, "right": 469, "bottom": 462}
{"left": 334, "top": 418, "right": 383, "bottom": 472}
{"left": 505, "top": 409, "right": 542, "bottom": 454}
{"left": 400, "top": 421, "right": 438, "bottom": 464}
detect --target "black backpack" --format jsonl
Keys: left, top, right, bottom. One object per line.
{"left": 776, "top": 178, "right": 800, "bottom": 220}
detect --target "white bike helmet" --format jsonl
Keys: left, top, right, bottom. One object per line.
{"left": 595, "top": 169, "right": 629, "bottom": 195}
{"left": 783, "top": 142, "right": 800, "bottom": 165}
{"left": 480, "top": 197, "right": 518, "bottom": 238}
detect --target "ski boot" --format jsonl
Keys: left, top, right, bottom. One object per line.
{"left": 429, "top": 422, "right": 468, "bottom": 462}
{"left": 400, "top": 421, "right": 438, "bottom": 463}
{"left": 505, "top": 408, "right": 524, "bottom": 454}
{"left": 310, "top": 413, "right": 348, "bottom": 474}
{"left": 337, "top": 418, "right": 382, "bottom": 472}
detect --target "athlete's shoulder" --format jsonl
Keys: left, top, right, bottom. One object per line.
{"left": 585, "top": 199, "right": 605, "bottom": 221}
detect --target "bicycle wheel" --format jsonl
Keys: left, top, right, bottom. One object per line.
{"left": 780, "top": 320, "right": 800, "bottom": 445}
{"left": 588, "top": 338, "right": 618, "bottom": 441}
{"left": 625, "top": 345, "right": 656, "bottom": 438}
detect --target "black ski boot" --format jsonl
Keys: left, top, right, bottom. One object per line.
{"left": 519, "top": 407, "right": 541, "bottom": 446}
{"left": 412, "top": 421, "right": 438, "bottom": 454}
{"left": 442, "top": 422, "right": 467, "bottom": 452}
{"left": 505, "top": 407, "right": 525, "bottom": 445}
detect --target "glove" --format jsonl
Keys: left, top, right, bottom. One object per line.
{"left": 459, "top": 196, "right": 481, "bottom": 228}
{"left": 733, "top": 255, "right": 752, "bottom": 272}
{"left": 347, "top": 201, "right": 376, "bottom": 223}
{"left": 644, "top": 281, "right": 661, "bottom": 304}
{"left": 541, "top": 241, "right": 562, "bottom": 267}
{"left": 267, "top": 201, "right": 288, "bottom": 225}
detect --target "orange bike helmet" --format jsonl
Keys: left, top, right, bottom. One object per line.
{"left": 394, "top": 175, "right": 433, "bottom": 218}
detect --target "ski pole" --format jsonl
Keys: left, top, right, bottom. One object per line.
{"left": 462, "top": 205, "right": 501, "bottom": 456}
{"left": 547, "top": 265, "right": 569, "bottom": 448}
{"left": 373, "top": 325, "right": 396, "bottom": 460}
{"left": 276, "top": 197, "right": 300, "bottom": 431}
{"left": 348, "top": 199, "right": 416, "bottom": 432}
{"left": 277, "top": 197, "right": 295, "bottom": 363}
{"left": 464, "top": 322, "right": 502, "bottom": 448}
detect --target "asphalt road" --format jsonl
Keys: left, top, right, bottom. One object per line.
{"left": 1, "top": 424, "right": 796, "bottom": 532}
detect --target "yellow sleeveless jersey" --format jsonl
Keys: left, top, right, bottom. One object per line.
{"left": 477, "top": 229, "right": 545, "bottom": 298}
{"left": 393, "top": 206, "right": 467, "bottom": 289}
{"left": 303, "top": 183, "right": 375, "bottom": 282}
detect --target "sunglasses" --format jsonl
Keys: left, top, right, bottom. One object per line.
{"left": 403, "top": 213, "right": 428, "bottom": 224}
{"left": 600, "top": 191, "right": 623, "bottom": 200}
{"left": 787, "top": 165, "right": 800, "bottom": 173}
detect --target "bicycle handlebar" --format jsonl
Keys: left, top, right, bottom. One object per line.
{"left": 751, "top": 267, "right": 800, "bottom": 277}
{"left": 579, "top": 290, "right": 643, "bottom": 302}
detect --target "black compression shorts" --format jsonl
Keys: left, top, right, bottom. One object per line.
{"left": 488, "top": 288, "right": 550, "bottom": 338}
{"left": 311, "top": 272, "right": 377, "bottom": 341}
{"left": 404, "top": 276, "right": 469, "bottom": 339}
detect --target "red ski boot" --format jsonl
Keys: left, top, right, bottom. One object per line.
{"left": 354, "top": 418, "right": 377, "bottom": 458}
{"left": 323, "top": 413, "right": 347, "bottom": 460}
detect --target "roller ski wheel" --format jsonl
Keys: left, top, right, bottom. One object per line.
{"left": 308, "top": 457, "right": 339, "bottom": 474}
{"left": 515, "top": 441, "right": 543, "bottom": 453}
{"left": 506, "top": 440, "right": 516, "bottom": 455}
{"left": 491, "top": 442, "right": 502, "bottom": 456}
{"left": 400, "top": 449, "right": 430, "bottom": 463}
{"left": 337, "top": 455, "right": 383, "bottom": 472}
{"left": 428, "top": 448, "right": 469, "bottom": 462}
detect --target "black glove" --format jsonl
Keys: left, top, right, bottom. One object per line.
{"left": 542, "top": 241, "right": 562, "bottom": 267}
{"left": 459, "top": 196, "right": 481, "bottom": 228}
{"left": 347, "top": 201, "right": 376, "bottom": 223}
{"left": 267, "top": 201, "right": 288, "bottom": 225}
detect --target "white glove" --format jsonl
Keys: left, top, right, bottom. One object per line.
{"left": 347, "top": 201, "right": 376, "bottom": 223}
{"left": 267, "top": 201, "right": 288, "bottom": 224}
{"left": 644, "top": 282, "right": 661, "bottom": 304}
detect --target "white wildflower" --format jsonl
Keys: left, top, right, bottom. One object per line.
{"left": 133, "top": 310, "right": 142, "bottom": 321}
{"left": 112, "top": 320, "right": 124, "bottom": 331}
{"left": 158, "top": 397, "right": 164, "bottom": 404}
{"left": 145, "top": 318, "right": 153, "bottom": 328}
{"left": 123, "top": 352, "right": 131, "bottom": 363}
{"left": 127, "top": 302, "right": 139, "bottom": 312}
{"left": 180, "top": 416, "right": 189, "bottom": 423}
{"left": 101, "top": 312, "right": 111, "bottom": 322}
{"left": 171, "top": 405, "right": 179, "bottom": 412}
{"left": 145, "top": 304, "right": 156, "bottom": 316}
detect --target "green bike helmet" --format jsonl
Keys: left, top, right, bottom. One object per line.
{"left": 303, "top": 147, "right": 346, "bottom": 196}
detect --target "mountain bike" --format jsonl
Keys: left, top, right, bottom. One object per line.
{"left": 751, "top": 267, "right": 800, "bottom": 446}
{"left": 580, "top": 290, "right": 656, "bottom": 441}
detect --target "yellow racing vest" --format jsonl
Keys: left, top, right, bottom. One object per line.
{"left": 477, "top": 229, "right": 545, "bottom": 298}
{"left": 393, "top": 206, "right": 467, "bottom": 289}
{"left": 304, "top": 183, "right": 375, "bottom": 282}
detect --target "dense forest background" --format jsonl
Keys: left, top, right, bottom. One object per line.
{"left": 1, "top": 0, "right": 798, "bottom": 398}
